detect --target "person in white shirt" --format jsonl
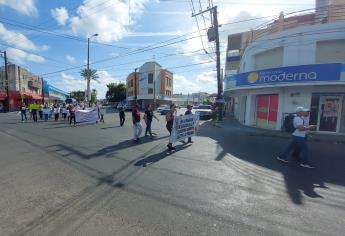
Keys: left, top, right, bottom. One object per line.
{"left": 43, "top": 103, "right": 50, "bottom": 121}
{"left": 62, "top": 104, "right": 68, "bottom": 121}
{"left": 277, "top": 107, "right": 316, "bottom": 169}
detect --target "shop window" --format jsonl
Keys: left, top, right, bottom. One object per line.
{"left": 148, "top": 88, "right": 153, "bottom": 94}
{"left": 254, "top": 47, "right": 283, "bottom": 70}
{"left": 309, "top": 94, "right": 320, "bottom": 126}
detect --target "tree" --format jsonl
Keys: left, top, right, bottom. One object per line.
{"left": 80, "top": 68, "right": 99, "bottom": 103}
{"left": 71, "top": 90, "right": 85, "bottom": 102}
{"left": 106, "top": 83, "right": 126, "bottom": 102}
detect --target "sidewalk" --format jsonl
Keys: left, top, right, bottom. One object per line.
{"left": 212, "top": 116, "right": 345, "bottom": 145}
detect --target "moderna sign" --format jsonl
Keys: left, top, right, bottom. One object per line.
{"left": 232, "top": 63, "right": 342, "bottom": 87}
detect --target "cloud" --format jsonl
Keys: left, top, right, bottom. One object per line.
{"left": 173, "top": 74, "right": 202, "bottom": 94}
{"left": 6, "top": 47, "right": 45, "bottom": 64}
{"left": 69, "top": 0, "right": 150, "bottom": 43}
{"left": 51, "top": 7, "right": 69, "bottom": 25}
{"left": 0, "top": 0, "right": 37, "bottom": 16}
{"left": 49, "top": 70, "right": 121, "bottom": 99}
{"left": 65, "top": 55, "right": 76, "bottom": 64}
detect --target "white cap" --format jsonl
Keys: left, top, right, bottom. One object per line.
{"left": 296, "top": 106, "right": 310, "bottom": 112}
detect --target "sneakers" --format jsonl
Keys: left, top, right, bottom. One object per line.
{"left": 300, "top": 163, "right": 315, "bottom": 169}
{"left": 277, "top": 156, "right": 288, "bottom": 163}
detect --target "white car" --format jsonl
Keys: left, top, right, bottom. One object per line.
{"left": 157, "top": 105, "right": 168, "bottom": 112}
{"left": 195, "top": 105, "right": 213, "bottom": 120}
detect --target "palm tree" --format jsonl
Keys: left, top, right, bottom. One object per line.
{"left": 80, "top": 68, "right": 99, "bottom": 104}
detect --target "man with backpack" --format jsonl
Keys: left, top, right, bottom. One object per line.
{"left": 277, "top": 107, "right": 316, "bottom": 168}
{"left": 132, "top": 105, "right": 142, "bottom": 143}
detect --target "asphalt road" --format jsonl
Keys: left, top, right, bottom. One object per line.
{"left": 0, "top": 110, "right": 344, "bottom": 236}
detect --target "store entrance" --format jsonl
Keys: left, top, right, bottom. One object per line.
{"left": 255, "top": 94, "right": 279, "bottom": 129}
{"left": 317, "top": 96, "right": 343, "bottom": 132}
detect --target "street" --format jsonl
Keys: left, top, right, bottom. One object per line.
{"left": 0, "top": 111, "right": 344, "bottom": 236}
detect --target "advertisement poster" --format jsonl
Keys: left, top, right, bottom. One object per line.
{"left": 323, "top": 100, "right": 339, "bottom": 118}
{"left": 76, "top": 108, "right": 98, "bottom": 124}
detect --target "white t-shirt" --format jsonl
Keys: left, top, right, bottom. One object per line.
{"left": 292, "top": 116, "right": 306, "bottom": 138}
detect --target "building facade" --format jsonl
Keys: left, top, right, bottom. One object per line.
{"left": 0, "top": 64, "right": 43, "bottom": 111}
{"left": 43, "top": 80, "right": 69, "bottom": 104}
{"left": 224, "top": 0, "right": 345, "bottom": 134}
{"left": 126, "top": 61, "right": 173, "bottom": 108}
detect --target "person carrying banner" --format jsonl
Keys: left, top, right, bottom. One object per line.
{"left": 132, "top": 105, "right": 142, "bottom": 143}
{"left": 166, "top": 104, "right": 177, "bottom": 151}
{"left": 69, "top": 105, "right": 76, "bottom": 127}
{"left": 184, "top": 105, "right": 194, "bottom": 143}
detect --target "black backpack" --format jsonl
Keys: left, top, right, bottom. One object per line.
{"left": 283, "top": 115, "right": 295, "bottom": 133}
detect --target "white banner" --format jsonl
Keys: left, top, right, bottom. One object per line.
{"left": 170, "top": 114, "right": 200, "bottom": 143}
{"left": 76, "top": 108, "right": 98, "bottom": 124}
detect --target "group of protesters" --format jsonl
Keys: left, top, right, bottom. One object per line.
{"left": 131, "top": 103, "right": 195, "bottom": 151}
{"left": 19, "top": 101, "right": 77, "bottom": 126}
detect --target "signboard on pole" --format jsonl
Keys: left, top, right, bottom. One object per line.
{"left": 169, "top": 114, "right": 200, "bottom": 143}
{"left": 76, "top": 108, "right": 98, "bottom": 124}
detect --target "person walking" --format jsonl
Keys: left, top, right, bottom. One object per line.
{"left": 69, "top": 105, "right": 76, "bottom": 126}
{"left": 62, "top": 104, "right": 68, "bottom": 121}
{"left": 53, "top": 104, "right": 60, "bottom": 121}
{"left": 100, "top": 105, "right": 105, "bottom": 123}
{"left": 20, "top": 102, "right": 27, "bottom": 122}
{"left": 119, "top": 107, "right": 125, "bottom": 126}
{"left": 132, "top": 105, "right": 142, "bottom": 143}
{"left": 277, "top": 107, "right": 316, "bottom": 169}
{"left": 31, "top": 101, "right": 39, "bottom": 122}
{"left": 166, "top": 104, "right": 177, "bottom": 151}
{"left": 144, "top": 104, "right": 159, "bottom": 139}
{"left": 43, "top": 103, "right": 50, "bottom": 121}
{"left": 184, "top": 104, "right": 194, "bottom": 143}
{"left": 38, "top": 103, "right": 43, "bottom": 120}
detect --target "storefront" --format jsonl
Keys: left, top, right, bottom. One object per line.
{"left": 225, "top": 63, "right": 345, "bottom": 133}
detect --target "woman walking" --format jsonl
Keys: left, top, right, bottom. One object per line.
{"left": 166, "top": 104, "right": 176, "bottom": 151}
{"left": 69, "top": 105, "right": 76, "bottom": 126}
{"left": 144, "top": 104, "right": 159, "bottom": 139}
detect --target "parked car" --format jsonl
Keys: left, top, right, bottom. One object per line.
{"left": 157, "top": 105, "right": 168, "bottom": 112}
{"left": 195, "top": 105, "right": 213, "bottom": 120}
{"left": 192, "top": 105, "right": 199, "bottom": 110}
{"left": 160, "top": 107, "right": 171, "bottom": 115}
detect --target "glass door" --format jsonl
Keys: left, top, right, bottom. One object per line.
{"left": 317, "top": 96, "right": 343, "bottom": 132}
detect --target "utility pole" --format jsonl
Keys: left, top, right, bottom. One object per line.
{"left": 192, "top": 5, "right": 223, "bottom": 121}
{"left": 134, "top": 68, "right": 137, "bottom": 104}
{"left": 86, "top": 33, "right": 98, "bottom": 106}
{"left": 1, "top": 51, "right": 9, "bottom": 112}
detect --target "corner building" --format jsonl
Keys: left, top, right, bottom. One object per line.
{"left": 224, "top": 0, "right": 345, "bottom": 133}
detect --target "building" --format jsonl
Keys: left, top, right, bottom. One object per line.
{"left": 0, "top": 64, "right": 43, "bottom": 111}
{"left": 126, "top": 61, "right": 173, "bottom": 108}
{"left": 43, "top": 80, "right": 69, "bottom": 104}
{"left": 224, "top": 0, "right": 345, "bottom": 133}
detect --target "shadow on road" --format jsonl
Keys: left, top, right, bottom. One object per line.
{"left": 198, "top": 120, "right": 345, "bottom": 205}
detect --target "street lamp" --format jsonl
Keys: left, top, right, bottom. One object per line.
{"left": 86, "top": 33, "right": 98, "bottom": 106}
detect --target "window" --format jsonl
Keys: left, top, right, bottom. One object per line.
{"left": 148, "top": 88, "right": 153, "bottom": 94}
{"left": 254, "top": 47, "right": 283, "bottom": 70}
{"left": 316, "top": 39, "right": 345, "bottom": 63}
{"left": 148, "top": 73, "right": 153, "bottom": 84}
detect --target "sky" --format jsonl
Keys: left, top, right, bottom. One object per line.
{"left": 0, "top": 0, "right": 315, "bottom": 99}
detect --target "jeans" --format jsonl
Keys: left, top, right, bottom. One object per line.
{"left": 32, "top": 110, "right": 37, "bottom": 122}
{"left": 145, "top": 119, "right": 152, "bottom": 136}
{"left": 44, "top": 114, "right": 49, "bottom": 121}
{"left": 120, "top": 116, "right": 125, "bottom": 126}
{"left": 63, "top": 113, "right": 67, "bottom": 120}
{"left": 280, "top": 136, "right": 310, "bottom": 164}
{"left": 38, "top": 111, "right": 43, "bottom": 120}
{"left": 21, "top": 111, "right": 27, "bottom": 121}
{"left": 133, "top": 122, "right": 142, "bottom": 140}
{"left": 70, "top": 116, "right": 76, "bottom": 125}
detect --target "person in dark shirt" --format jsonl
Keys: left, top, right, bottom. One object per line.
{"left": 184, "top": 104, "right": 194, "bottom": 143}
{"left": 69, "top": 105, "right": 76, "bottom": 127}
{"left": 166, "top": 104, "right": 176, "bottom": 151}
{"left": 119, "top": 107, "right": 125, "bottom": 126}
{"left": 144, "top": 104, "right": 159, "bottom": 139}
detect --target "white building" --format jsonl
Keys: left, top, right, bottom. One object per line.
{"left": 224, "top": 0, "right": 345, "bottom": 133}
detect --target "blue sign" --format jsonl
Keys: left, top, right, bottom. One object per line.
{"left": 230, "top": 63, "right": 342, "bottom": 87}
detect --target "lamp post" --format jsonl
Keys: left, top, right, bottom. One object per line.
{"left": 86, "top": 33, "right": 98, "bottom": 106}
